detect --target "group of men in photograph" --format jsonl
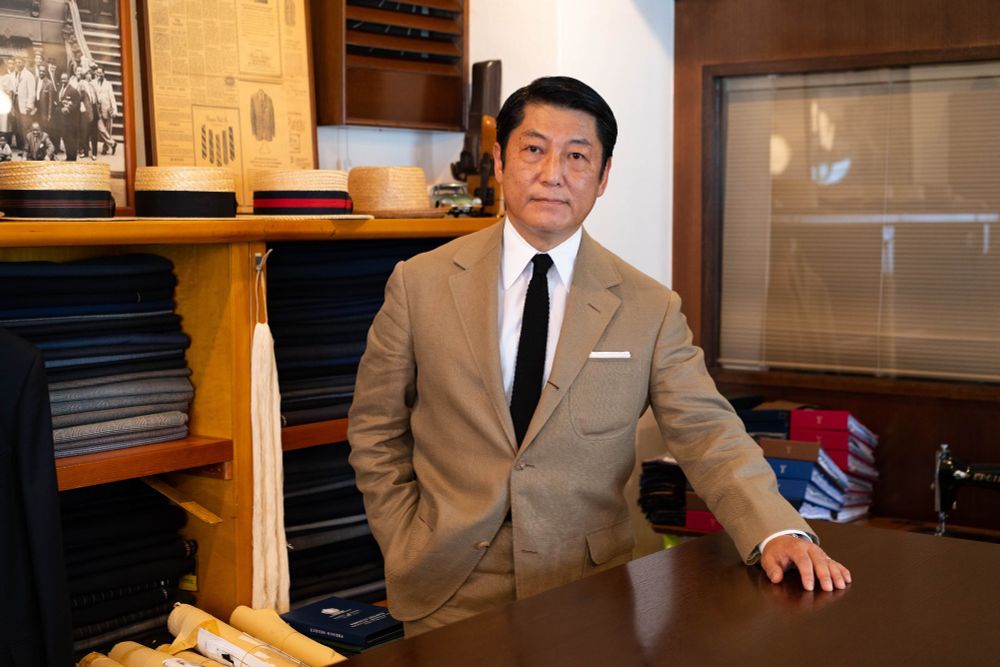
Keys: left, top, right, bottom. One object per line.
{"left": 0, "top": 52, "right": 118, "bottom": 162}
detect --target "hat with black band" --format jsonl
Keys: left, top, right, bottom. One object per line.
{"left": 0, "top": 162, "right": 116, "bottom": 219}
{"left": 134, "top": 166, "right": 238, "bottom": 218}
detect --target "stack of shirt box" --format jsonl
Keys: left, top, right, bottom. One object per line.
{"left": 62, "top": 479, "right": 196, "bottom": 658}
{"left": 266, "top": 238, "right": 447, "bottom": 426}
{"left": 284, "top": 442, "right": 386, "bottom": 606}
{"left": 0, "top": 253, "right": 194, "bottom": 457}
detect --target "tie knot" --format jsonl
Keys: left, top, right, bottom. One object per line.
{"left": 531, "top": 253, "right": 553, "bottom": 275}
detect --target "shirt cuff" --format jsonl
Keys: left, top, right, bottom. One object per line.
{"left": 758, "top": 529, "right": 814, "bottom": 557}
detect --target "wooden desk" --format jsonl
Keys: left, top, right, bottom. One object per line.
{"left": 347, "top": 522, "right": 1000, "bottom": 665}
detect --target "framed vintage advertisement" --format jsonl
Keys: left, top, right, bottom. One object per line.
{"left": 0, "top": 0, "right": 138, "bottom": 213}
{"left": 137, "top": 0, "right": 317, "bottom": 211}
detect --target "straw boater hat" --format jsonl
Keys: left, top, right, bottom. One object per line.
{"left": 134, "top": 166, "right": 237, "bottom": 217}
{"left": 348, "top": 166, "right": 444, "bottom": 218}
{"left": 250, "top": 169, "right": 369, "bottom": 219}
{"left": 0, "top": 161, "right": 115, "bottom": 219}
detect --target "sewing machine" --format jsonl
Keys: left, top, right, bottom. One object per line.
{"left": 933, "top": 444, "right": 1000, "bottom": 536}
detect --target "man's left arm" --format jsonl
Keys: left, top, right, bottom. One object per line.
{"left": 647, "top": 291, "right": 850, "bottom": 591}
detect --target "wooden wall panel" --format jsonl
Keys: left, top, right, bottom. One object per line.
{"left": 674, "top": 0, "right": 1000, "bottom": 528}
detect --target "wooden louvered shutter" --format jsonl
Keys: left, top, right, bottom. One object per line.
{"left": 310, "top": 0, "right": 468, "bottom": 130}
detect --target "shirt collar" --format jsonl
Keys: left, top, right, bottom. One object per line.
{"left": 501, "top": 219, "right": 582, "bottom": 290}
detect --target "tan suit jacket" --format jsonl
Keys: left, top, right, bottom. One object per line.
{"left": 348, "top": 223, "right": 813, "bottom": 621}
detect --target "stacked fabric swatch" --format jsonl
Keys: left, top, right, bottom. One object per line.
{"left": 0, "top": 253, "right": 194, "bottom": 457}
{"left": 284, "top": 442, "right": 386, "bottom": 606}
{"left": 62, "top": 480, "right": 196, "bottom": 658}
{"left": 266, "top": 238, "right": 446, "bottom": 426}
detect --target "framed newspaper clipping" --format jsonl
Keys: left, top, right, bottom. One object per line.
{"left": 0, "top": 0, "right": 139, "bottom": 213}
{"left": 137, "top": 0, "right": 317, "bottom": 211}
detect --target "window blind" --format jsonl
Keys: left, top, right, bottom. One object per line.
{"left": 719, "top": 61, "right": 1000, "bottom": 382}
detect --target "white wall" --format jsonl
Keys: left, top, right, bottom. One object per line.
{"left": 316, "top": 0, "right": 674, "bottom": 284}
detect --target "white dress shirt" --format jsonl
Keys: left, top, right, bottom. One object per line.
{"left": 496, "top": 218, "right": 810, "bottom": 555}
{"left": 498, "top": 220, "right": 582, "bottom": 400}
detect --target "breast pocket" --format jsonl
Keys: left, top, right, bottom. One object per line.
{"left": 568, "top": 359, "right": 641, "bottom": 440}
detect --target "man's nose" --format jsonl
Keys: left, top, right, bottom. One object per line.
{"left": 540, "top": 151, "right": 562, "bottom": 185}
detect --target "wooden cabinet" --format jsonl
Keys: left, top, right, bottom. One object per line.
{"left": 310, "top": 0, "right": 469, "bottom": 130}
{"left": 0, "top": 215, "right": 496, "bottom": 618}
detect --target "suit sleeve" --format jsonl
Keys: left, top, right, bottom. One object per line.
{"left": 348, "top": 260, "right": 421, "bottom": 560}
{"left": 647, "top": 291, "right": 815, "bottom": 561}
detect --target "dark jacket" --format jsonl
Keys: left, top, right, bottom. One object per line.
{"left": 0, "top": 329, "right": 73, "bottom": 665}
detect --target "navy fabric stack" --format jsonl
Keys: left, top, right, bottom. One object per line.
{"left": 638, "top": 458, "right": 687, "bottom": 527}
{"left": 0, "top": 253, "right": 194, "bottom": 457}
{"left": 62, "top": 480, "right": 196, "bottom": 658}
{"left": 284, "top": 442, "right": 385, "bottom": 607}
{"left": 266, "top": 239, "right": 447, "bottom": 426}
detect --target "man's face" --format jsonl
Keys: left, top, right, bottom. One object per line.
{"left": 30, "top": 123, "right": 40, "bottom": 135}
{"left": 75, "top": 67, "right": 84, "bottom": 78}
{"left": 14, "top": 58, "right": 23, "bottom": 71}
{"left": 96, "top": 69, "right": 104, "bottom": 79}
{"left": 493, "top": 103, "right": 611, "bottom": 251}
{"left": 60, "top": 74, "right": 68, "bottom": 86}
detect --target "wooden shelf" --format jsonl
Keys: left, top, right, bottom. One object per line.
{"left": 0, "top": 216, "right": 501, "bottom": 247}
{"left": 282, "top": 419, "right": 349, "bottom": 452}
{"left": 56, "top": 435, "right": 232, "bottom": 491}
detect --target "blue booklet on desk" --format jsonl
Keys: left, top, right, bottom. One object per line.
{"left": 281, "top": 595, "right": 403, "bottom": 650}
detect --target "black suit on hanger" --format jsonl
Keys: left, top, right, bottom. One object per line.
{"left": 0, "top": 329, "right": 73, "bottom": 666}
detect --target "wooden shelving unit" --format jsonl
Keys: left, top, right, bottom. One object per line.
{"left": 55, "top": 435, "right": 232, "bottom": 491}
{"left": 1, "top": 214, "right": 497, "bottom": 617}
{"left": 281, "top": 419, "right": 350, "bottom": 452}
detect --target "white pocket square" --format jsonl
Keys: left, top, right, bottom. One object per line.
{"left": 589, "top": 351, "right": 631, "bottom": 359}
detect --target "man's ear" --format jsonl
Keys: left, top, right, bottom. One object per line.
{"left": 492, "top": 141, "right": 504, "bottom": 184}
{"left": 596, "top": 157, "right": 612, "bottom": 197}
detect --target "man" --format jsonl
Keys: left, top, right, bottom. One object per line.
{"left": 0, "top": 135, "right": 12, "bottom": 162}
{"left": 348, "top": 76, "right": 850, "bottom": 637}
{"left": 56, "top": 73, "right": 81, "bottom": 162}
{"left": 76, "top": 68, "right": 98, "bottom": 159}
{"left": 10, "top": 57, "right": 36, "bottom": 152}
{"left": 23, "top": 122, "right": 54, "bottom": 160}
{"left": 34, "top": 67, "right": 56, "bottom": 149}
{"left": 92, "top": 68, "right": 117, "bottom": 156}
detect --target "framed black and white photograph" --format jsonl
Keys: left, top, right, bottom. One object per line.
{"left": 0, "top": 0, "right": 137, "bottom": 213}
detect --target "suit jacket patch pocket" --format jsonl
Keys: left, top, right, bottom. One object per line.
{"left": 584, "top": 517, "right": 634, "bottom": 571}
{"left": 569, "top": 358, "right": 638, "bottom": 439}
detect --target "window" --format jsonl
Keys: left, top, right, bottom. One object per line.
{"left": 719, "top": 61, "right": 1000, "bottom": 383}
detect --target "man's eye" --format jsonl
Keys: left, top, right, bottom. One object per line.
{"left": 569, "top": 152, "right": 586, "bottom": 160}
{"left": 526, "top": 145, "right": 541, "bottom": 153}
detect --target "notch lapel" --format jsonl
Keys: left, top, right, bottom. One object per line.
{"left": 520, "top": 232, "right": 622, "bottom": 449}
{"left": 449, "top": 225, "right": 518, "bottom": 451}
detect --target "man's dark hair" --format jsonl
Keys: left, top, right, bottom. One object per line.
{"left": 495, "top": 76, "right": 617, "bottom": 177}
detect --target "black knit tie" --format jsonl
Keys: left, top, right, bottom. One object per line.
{"left": 509, "top": 253, "right": 554, "bottom": 446}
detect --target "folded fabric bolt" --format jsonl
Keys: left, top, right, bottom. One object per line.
{"left": 51, "top": 376, "right": 195, "bottom": 403}
{"left": 0, "top": 308, "right": 174, "bottom": 328}
{"left": 50, "top": 392, "right": 194, "bottom": 417}
{"left": 0, "top": 298, "right": 176, "bottom": 319}
{"left": 48, "top": 367, "right": 191, "bottom": 391}
{"left": 229, "top": 605, "right": 346, "bottom": 666}
{"left": 77, "top": 652, "right": 126, "bottom": 667}
{"left": 46, "top": 357, "right": 189, "bottom": 384}
{"left": 45, "top": 349, "right": 184, "bottom": 370}
{"left": 0, "top": 253, "right": 173, "bottom": 278}
{"left": 52, "top": 402, "right": 190, "bottom": 429}
{"left": 166, "top": 603, "right": 305, "bottom": 667}
{"left": 109, "top": 641, "right": 225, "bottom": 667}
{"left": 53, "top": 427, "right": 189, "bottom": 457}
{"left": 52, "top": 410, "right": 188, "bottom": 444}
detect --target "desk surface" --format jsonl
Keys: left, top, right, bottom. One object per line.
{"left": 347, "top": 522, "right": 1000, "bottom": 666}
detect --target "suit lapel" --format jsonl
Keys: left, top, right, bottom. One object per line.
{"left": 521, "top": 231, "right": 622, "bottom": 449}
{"left": 449, "top": 224, "right": 518, "bottom": 451}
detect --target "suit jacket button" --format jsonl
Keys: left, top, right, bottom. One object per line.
{"left": 474, "top": 540, "right": 490, "bottom": 550}
{"left": 514, "top": 462, "right": 525, "bottom": 471}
